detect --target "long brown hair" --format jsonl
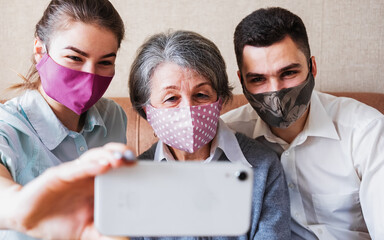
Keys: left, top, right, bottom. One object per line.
{"left": 10, "top": 0, "right": 125, "bottom": 91}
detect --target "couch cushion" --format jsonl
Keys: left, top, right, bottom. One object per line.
{"left": 113, "top": 92, "right": 384, "bottom": 155}
{"left": 1, "top": 91, "right": 382, "bottom": 156}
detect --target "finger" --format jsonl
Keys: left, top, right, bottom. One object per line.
{"left": 103, "top": 142, "right": 130, "bottom": 152}
{"left": 48, "top": 147, "right": 117, "bottom": 183}
{"left": 103, "top": 143, "right": 136, "bottom": 168}
{"left": 111, "top": 150, "right": 136, "bottom": 167}
{"left": 55, "top": 144, "right": 136, "bottom": 182}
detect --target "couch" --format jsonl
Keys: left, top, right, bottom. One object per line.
{"left": 111, "top": 92, "right": 384, "bottom": 156}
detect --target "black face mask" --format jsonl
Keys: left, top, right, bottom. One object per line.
{"left": 242, "top": 70, "right": 315, "bottom": 129}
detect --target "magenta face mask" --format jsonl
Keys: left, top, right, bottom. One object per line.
{"left": 146, "top": 99, "right": 223, "bottom": 153}
{"left": 36, "top": 54, "right": 113, "bottom": 115}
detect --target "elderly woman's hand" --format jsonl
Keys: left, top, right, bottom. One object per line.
{"left": 4, "top": 143, "right": 134, "bottom": 240}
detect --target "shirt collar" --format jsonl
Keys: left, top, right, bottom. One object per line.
{"left": 253, "top": 114, "right": 288, "bottom": 145}
{"left": 20, "top": 90, "right": 107, "bottom": 150}
{"left": 20, "top": 90, "right": 68, "bottom": 150}
{"left": 303, "top": 91, "right": 340, "bottom": 140}
{"left": 82, "top": 103, "right": 107, "bottom": 136}
{"left": 253, "top": 90, "right": 340, "bottom": 147}
{"left": 213, "top": 119, "right": 251, "bottom": 166}
{"left": 154, "top": 139, "right": 175, "bottom": 162}
{"left": 154, "top": 119, "right": 251, "bottom": 167}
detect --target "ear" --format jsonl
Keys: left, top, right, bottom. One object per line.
{"left": 310, "top": 56, "right": 317, "bottom": 78}
{"left": 34, "top": 38, "right": 46, "bottom": 63}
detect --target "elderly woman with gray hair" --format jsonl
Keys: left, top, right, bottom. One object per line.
{"left": 129, "top": 30, "right": 290, "bottom": 239}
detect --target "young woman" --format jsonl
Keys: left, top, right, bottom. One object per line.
{"left": 0, "top": 0, "right": 131, "bottom": 239}
{"left": 129, "top": 30, "right": 290, "bottom": 239}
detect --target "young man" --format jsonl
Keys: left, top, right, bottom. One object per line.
{"left": 222, "top": 7, "right": 384, "bottom": 240}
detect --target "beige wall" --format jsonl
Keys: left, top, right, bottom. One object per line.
{"left": 0, "top": 0, "right": 383, "bottom": 99}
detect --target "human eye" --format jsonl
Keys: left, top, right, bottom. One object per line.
{"left": 248, "top": 76, "right": 265, "bottom": 85}
{"left": 66, "top": 55, "right": 82, "bottom": 62}
{"left": 99, "top": 60, "right": 114, "bottom": 66}
{"left": 195, "top": 92, "right": 210, "bottom": 99}
{"left": 194, "top": 92, "right": 216, "bottom": 105}
{"left": 281, "top": 70, "right": 298, "bottom": 78}
{"left": 164, "top": 95, "right": 178, "bottom": 103}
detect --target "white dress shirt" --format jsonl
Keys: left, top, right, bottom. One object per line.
{"left": 222, "top": 90, "right": 384, "bottom": 240}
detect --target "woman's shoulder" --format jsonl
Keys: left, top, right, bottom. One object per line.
{"left": 234, "top": 132, "right": 277, "bottom": 158}
{"left": 0, "top": 98, "right": 34, "bottom": 136}
{"left": 234, "top": 132, "right": 281, "bottom": 169}
{"left": 1, "top": 94, "right": 23, "bottom": 115}
{"left": 138, "top": 142, "right": 158, "bottom": 160}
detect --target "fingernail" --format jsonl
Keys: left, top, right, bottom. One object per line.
{"left": 113, "top": 151, "right": 123, "bottom": 160}
{"left": 122, "top": 150, "right": 136, "bottom": 162}
{"left": 112, "top": 150, "right": 136, "bottom": 162}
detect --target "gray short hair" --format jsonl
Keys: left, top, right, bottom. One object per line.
{"left": 129, "top": 30, "right": 233, "bottom": 119}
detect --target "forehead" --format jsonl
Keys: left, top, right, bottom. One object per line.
{"left": 49, "top": 21, "right": 118, "bottom": 54}
{"left": 151, "top": 62, "right": 211, "bottom": 89}
{"left": 241, "top": 36, "right": 307, "bottom": 73}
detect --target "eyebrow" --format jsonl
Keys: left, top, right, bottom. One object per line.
{"left": 245, "top": 72, "right": 264, "bottom": 79}
{"left": 161, "top": 82, "right": 212, "bottom": 91}
{"left": 64, "top": 46, "right": 116, "bottom": 58}
{"left": 245, "top": 63, "right": 302, "bottom": 78}
{"left": 277, "top": 63, "right": 302, "bottom": 74}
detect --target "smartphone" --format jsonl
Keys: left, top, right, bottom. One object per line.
{"left": 94, "top": 161, "right": 253, "bottom": 237}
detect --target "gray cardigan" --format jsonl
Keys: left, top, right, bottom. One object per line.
{"left": 135, "top": 132, "right": 290, "bottom": 240}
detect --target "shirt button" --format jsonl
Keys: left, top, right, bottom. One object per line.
{"left": 294, "top": 212, "right": 300, "bottom": 218}
{"left": 284, "top": 151, "right": 290, "bottom": 156}
{"left": 288, "top": 183, "right": 295, "bottom": 189}
{"left": 79, "top": 146, "right": 85, "bottom": 152}
{"left": 317, "top": 228, "right": 323, "bottom": 234}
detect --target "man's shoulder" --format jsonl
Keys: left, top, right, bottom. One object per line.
{"left": 221, "top": 103, "right": 259, "bottom": 137}
{"left": 221, "top": 103, "right": 257, "bottom": 122}
{"left": 316, "top": 91, "right": 383, "bottom": 126}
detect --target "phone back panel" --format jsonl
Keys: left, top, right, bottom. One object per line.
{"left": 95, "top": 161, "right": 253, "bottom": 237}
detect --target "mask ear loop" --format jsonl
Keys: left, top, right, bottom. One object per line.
{"left": 309, "top": 58, "right": 313, "bottom": 72}
{"left": 239, "top": 72, "right": 249, "bottom": 94}
{"left": 43, "top": 43, "right": 48, "bottom": 55}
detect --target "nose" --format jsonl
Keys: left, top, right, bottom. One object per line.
{"left": 179, "top": 97, "right": 193, "bottom": 108}
{"left": 82, "top": 62, "right": 97, "bottom": 75}
{"left": 268, "top": 78, "right": 283, "bottom": 92}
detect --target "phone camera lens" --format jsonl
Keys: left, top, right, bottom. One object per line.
{"left": 236, "top": 171, "right": 248, "bottom": 181}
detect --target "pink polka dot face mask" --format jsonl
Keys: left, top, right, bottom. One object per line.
{"left": 146, "top": 99, "right": 222, "bottom": 153}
